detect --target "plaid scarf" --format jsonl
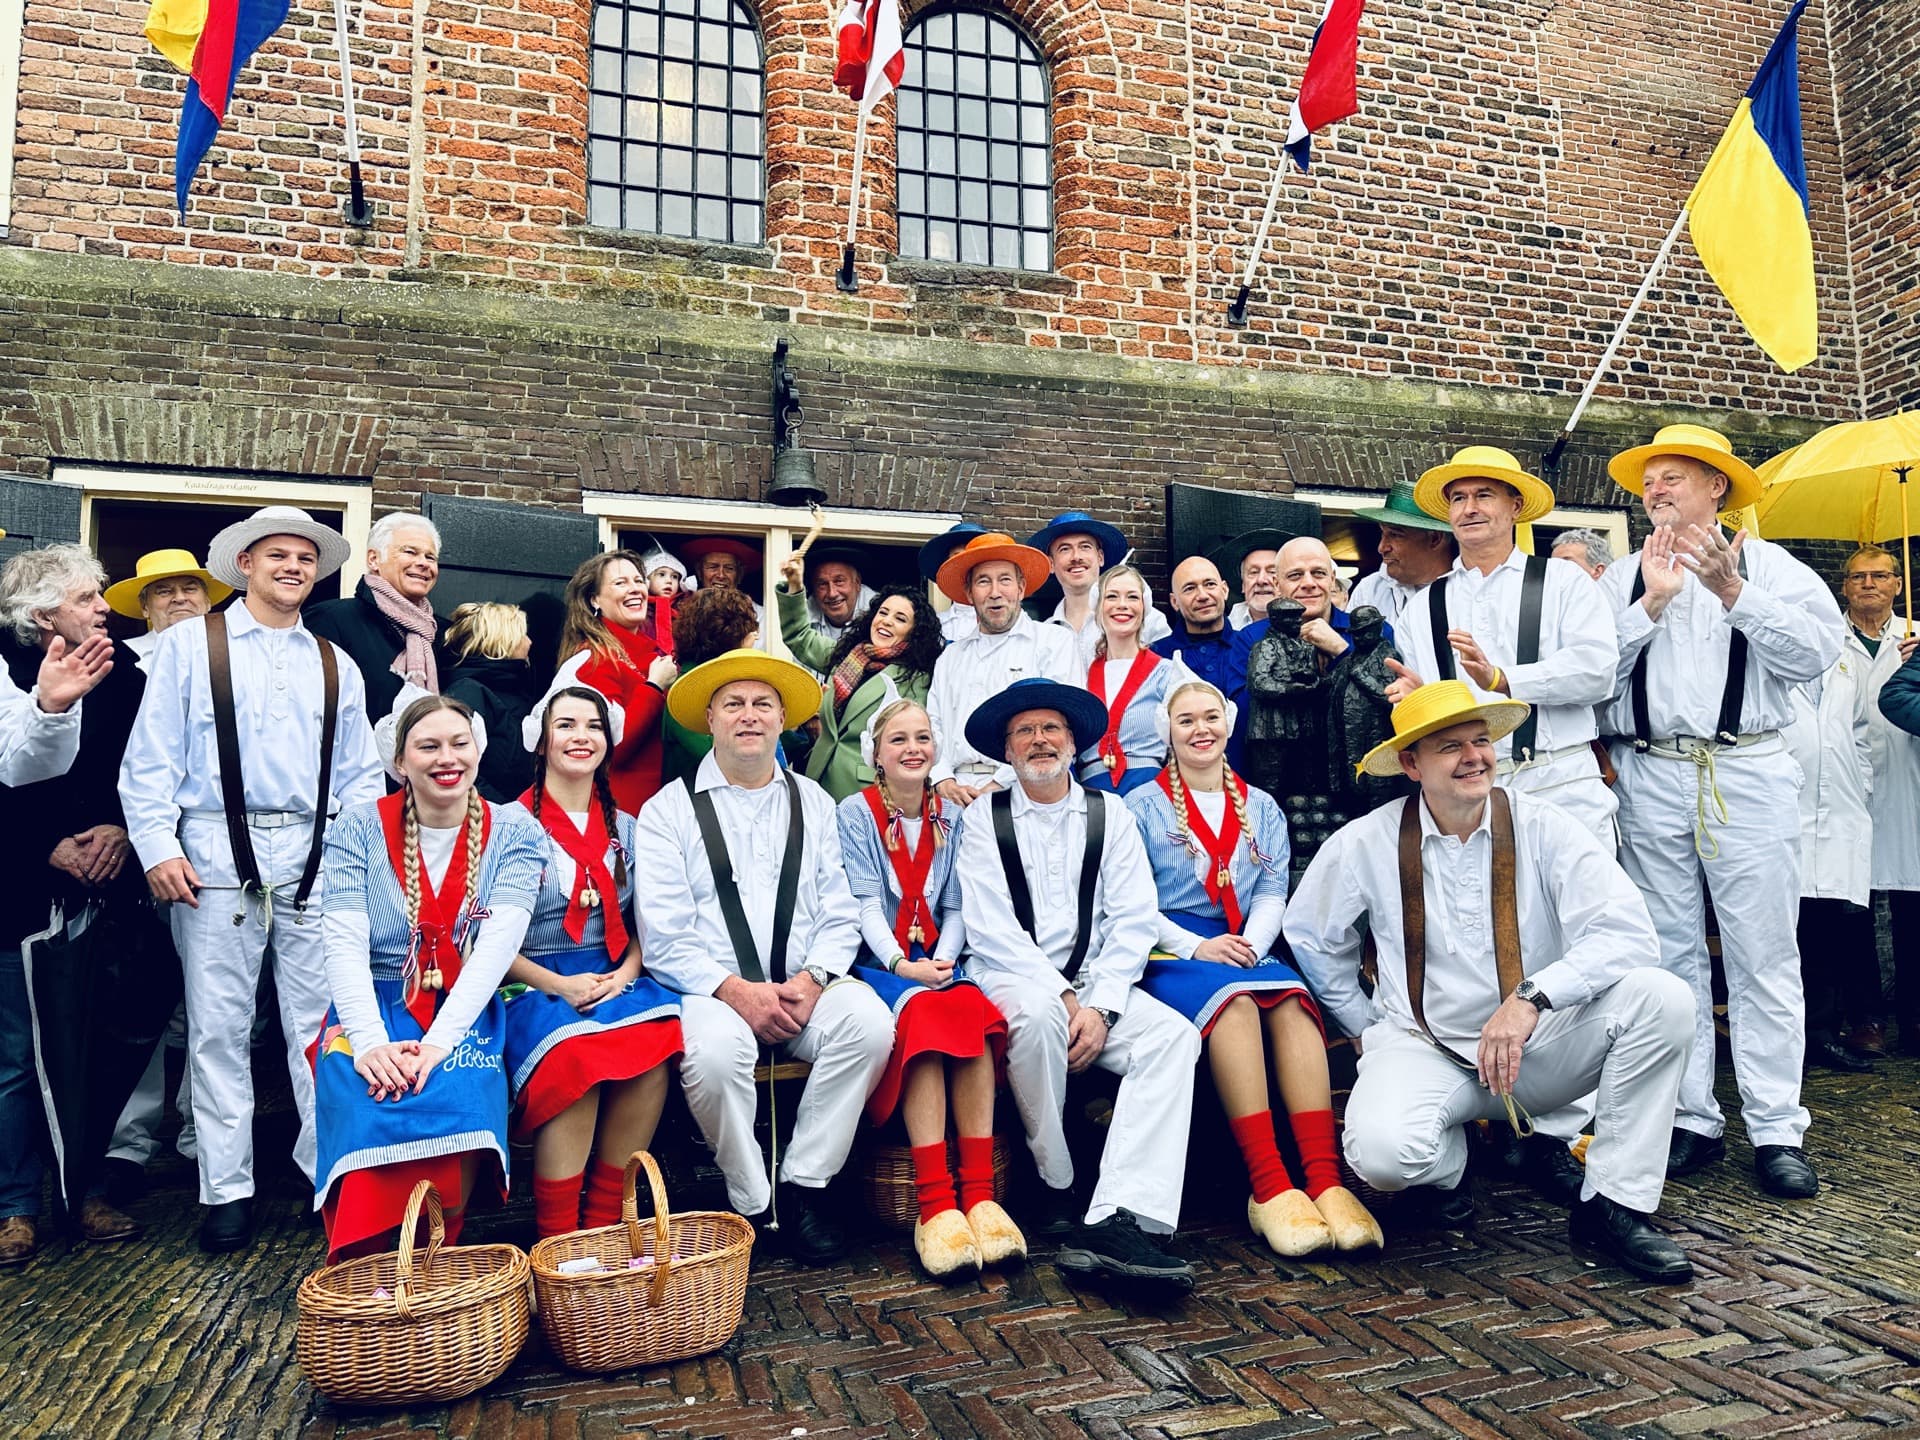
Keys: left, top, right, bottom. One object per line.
{"left": 365, "top": 574, "right": 440, "bottom": 692}
{"left": 829, "top": 639, "right": 904, "bottom": 714}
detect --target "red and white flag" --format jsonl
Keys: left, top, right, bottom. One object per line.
{"left": 1284, "top": 0, "right": 1364, "bottom": 172}
{"left": 835, "top": 0, "right": 905, "bottom": 112}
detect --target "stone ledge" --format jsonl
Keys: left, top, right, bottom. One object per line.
{"left": 888, "top": 258, "right": 1074, "bottom": 294}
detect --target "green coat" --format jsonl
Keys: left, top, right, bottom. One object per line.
{"left": 779, "top": 586, "right": 932, "bottom": 801}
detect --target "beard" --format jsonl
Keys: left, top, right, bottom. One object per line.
{"left": 1012, "top": 753, "right": 1069, "bottom": 786}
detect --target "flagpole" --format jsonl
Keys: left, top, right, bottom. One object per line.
{"left": 836, "top": 106, "right": 869, "bottom": 293}
{"left": 1540, "top": 205, "right": 1689, "bottom": 474}
{"left": 331, "top": 0, "right": 371, "bottom": 226}
{"left": 1226, "top": 156, "right": 1288, "bottom": 327}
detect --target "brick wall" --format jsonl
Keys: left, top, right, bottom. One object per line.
{"left": 3, "top": 0, "right": 1893, "bottom": 419}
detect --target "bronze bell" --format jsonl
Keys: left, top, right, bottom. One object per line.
{"left": 767, "top": 445, "right": 826, "bottom": 508}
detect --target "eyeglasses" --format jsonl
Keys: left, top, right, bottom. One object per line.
{"left": 1010, "top": 721, "right": 1069, "bottom": 741}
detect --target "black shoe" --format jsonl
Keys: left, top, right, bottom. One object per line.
{"left": 100, "top": 1158, "right": 147, "bottom": 1208}
{"left": 1518, "top": 1134, "right": 1587, "bottom": 1208}
{"left": 1400, "top": 1183, "right": 1476, "bottom": 1230}
{"left": 1665, "top": 1129, "right": 1725, "bottom": 1178}
{"left": 1806, "top": 1039, "right": 1875, "bottom": 1075}
{"left": 775, "top": 1184, "right": 849, "bottom": 1266}
{"left": 1055, "top": 1210, "right": 1194, "bottom": 1288}
{"left": 198, "top": 1199, "right": 252, "bottom": 1254}
{"left": 1030, "top": 1183, "right": 1082, "bottom": 1239}
{"left": 1569, "top": 1194, "right": 1693, "bottom": 1283}
{"left": 1753, "top": 1145, "right": 1819, "bottom": 1199}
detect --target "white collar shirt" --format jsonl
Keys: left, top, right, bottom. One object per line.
{"left": 957, "top": 782, "right": 1160, "bottom": 1017}
{"left": 1598, "top": 533, "right": 1844, "bottom": 740}
{"left": 118, "top": 603, "right": 384, "bottom": 873}
{"left": 1046, "top": 596, "right": 1172, "bottom": 672}
{"left": 633, "top": 753, "right": 862, "bottom": 996}
{"left": 1347, "top": 569, "right": 1427, "bottom": 626}
{"left": 1850, "top": 612, "right": 1920, "bottom": 891}
{"left": 926, "top": 613, "right": 1081, "bottom": 786}
{"left": 1283, "top": 790, "right": 1659, "bottom": 1047}
{"left": 0, "top": 665, "right": 82, "bottom": 788}
{"left": 126, "top": 631, "right": 158, "bottom": 672}
{"left": 1393, "top": 549, "right": 1618, "bottom": 754}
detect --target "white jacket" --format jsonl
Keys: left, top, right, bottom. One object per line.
{"left": 1784, "top": 653, "right": 1873, "bottom": 905}
{"left": 1855, "top": 615, "right": 1920, "bottom": 891}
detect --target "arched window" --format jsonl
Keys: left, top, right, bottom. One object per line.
{"left": 896, "top": 7, "right": 1052, "bottom": 271}
{"left": 587, "top": 0, "right": 765, "bottom": 244}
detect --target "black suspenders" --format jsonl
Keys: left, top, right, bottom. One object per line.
{"left": 1626, "top": 546, "right": 1750, "bottom": 750}
{"left": 1426, "top": 556, "right": 1549, "bottom": 762}
{"left": 989, "top": 786, "right": 1107, "bottom": 982}
{"left": 690, "top": 771, "right": 806, "bottom": 983}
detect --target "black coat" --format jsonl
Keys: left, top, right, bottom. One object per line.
{"left": 444, "top": 656, "right": 542, "bottom": 804}
{"left": 305, "top": 580, "right": 452, "bottom": 721}
{"left": 0, "top": 636, "right": 147, "bottom": 945}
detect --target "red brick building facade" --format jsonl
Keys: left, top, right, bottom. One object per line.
{"left": 0, "top": 0, "right": 1910, "bottom": 596}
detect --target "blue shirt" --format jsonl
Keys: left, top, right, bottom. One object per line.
{"left": 1153, "top": 618, "right": 1249, "bottom": 768}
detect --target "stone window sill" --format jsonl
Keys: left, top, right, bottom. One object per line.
{"left": 887, "top": 257, "right": 1072, "bottom": 294}
{"left": 569, "top": 227, "right": 775, "bottom": 269}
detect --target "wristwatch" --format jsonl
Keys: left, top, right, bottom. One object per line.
{"left": 801, "top": 964, "right": 832, "bottom": 989}
{"left": 1093, "top": 1007, "right": 1121, "bottom": 1030}
{"left": 1514, "top": 979, "right": 1552, "bottom": 1012}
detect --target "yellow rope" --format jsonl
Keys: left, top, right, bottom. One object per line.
{"left": 1683, "top": 742, "right": 1731, "bottom": 861}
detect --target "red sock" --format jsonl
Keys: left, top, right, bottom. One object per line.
{"left": 582, "top": 1159, "right": 626, "bottom": 1229}
{"left": 910, "top": 1141, "right": 958, "bottom": 1222}
{"left": 532, "top": 1172, "right": 583, "bottom": 1238}
{"left": 1229, "top": 1110, "right": 1293, "bottom": 1203}
{"left": 955, "top": 1136, "right": 996, "bottom": 1213}
{"left": 1289, "top": 1109, "right": 1343, "bottom": 1199}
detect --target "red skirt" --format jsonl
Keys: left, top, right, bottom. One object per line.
{"left": 857, "top": 967, "right": 1008, "bottom": 1125}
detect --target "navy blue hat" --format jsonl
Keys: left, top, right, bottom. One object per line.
{"left": 963, "top": 677, "right": 1109, "bottom": 761}
{"left": 918, "top": 521, "right": 988, "bottom": 583}
{"left": 1027, "top": 510, "right": 1127, "bottom": 565}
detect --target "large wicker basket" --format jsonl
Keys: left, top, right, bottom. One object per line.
{"left": 862, "top": 1132, "right": 1014, "bottom": 1231}
{"left": 528, "top": 1150, "right": 755, "bottom": 1373}
{"left": 296, "top": 1181, "right": 532, "bottom": 1406}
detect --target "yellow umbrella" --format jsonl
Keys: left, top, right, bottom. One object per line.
{"left": 1753, "top": 411, "right": 1920, "bottom": 634}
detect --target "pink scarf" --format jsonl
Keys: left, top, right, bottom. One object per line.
{"left": 365, "top": 575, "right": 440, "bottom": 692}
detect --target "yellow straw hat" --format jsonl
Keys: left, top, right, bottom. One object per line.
{"left": 1413, "top": 445, "right": 1557, "bottom": 525}
{"left": 1606, "top": 424, "right": 1762, "bottom": 513}
{"left": 1357, "top": 679, "right": 1532, "bottom": 778}
{"left": 104, "top": 548, "right": 233, "bottom": 619}
{"left": 667, "top": 648, "right": 822, "bottom": 734}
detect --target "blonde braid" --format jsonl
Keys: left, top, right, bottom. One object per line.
{"left": 401, "top": 789, "right": 423, "bottom": 934}
{"left": 462, "top": 790, "right": 485, "bottom": 924}
{"left": 1166, "top": 762, "right": 1193, "bottom": 850}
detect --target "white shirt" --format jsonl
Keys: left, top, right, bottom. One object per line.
{"left": 939, "top": 604, "right": 978, "bottom": 642}
{"left": 127, "top": 631, "right": 158, "bottom": 673}
{"left": 118, "top": 603, "right": 385, "bottom": 873}
{"left": 634, "top": 753, "right": 862, "bottom": 996}
{"left": 1284, "top": 790, "right": 1660, "bottom": 1047}
{"left": 0, "top": 666, "right": 83, "bottom": 788}
{"left": 1394, "top": 549, "right": 1618, "bottom": 757}
{"left": 1784, "top": 658, "right": 1874, "bottom": 905}
{"left": 1598, "top": 534, "right": 1845, "bottom": 740}
{"left": 1347, "top": 570, "right": 1426, "bottom": 626}
{"left": 1852, "top": 614, "right": 1920, "bottom": 891}
{"left": 1046, "top": 595, "right": 1172, "bottom": 672}
{"left": 957, "top": 782, "right": 1160, "bottom": 1017}
{"left": 926, "top": 613, "right": 1080, "bottom": 786}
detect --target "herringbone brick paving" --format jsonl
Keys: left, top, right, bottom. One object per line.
{"left": 4, "top": 1061, "right": 1918, "bottom": 1440}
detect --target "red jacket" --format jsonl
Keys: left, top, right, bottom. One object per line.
{"left": 571, "top": 625, "right": 668, "bottom": 813}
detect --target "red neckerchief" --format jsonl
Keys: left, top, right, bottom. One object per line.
{"left": 863, "top": 785, "right": 941, "bottom": 956}
{"left": 1156, "top": 770, "right": 1245, "bottom": 931}
{"left": 1089, "top": 651, "right": 1160, "bottom": 784}
{"left": 380, "top": 791, "right": 491, "bottom": 1029}
{"left": 647, "top": 595, "right": 676, "bottom": 654}
{"left": 518, "top": 786, "right": 631, "bottom": 962}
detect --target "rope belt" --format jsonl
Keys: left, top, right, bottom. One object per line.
{"left": 1632, "top": 731, "right": 1779, "bottom": 861}
{"left": 1497, "top": 739, "right": 1600, "bottom": 780}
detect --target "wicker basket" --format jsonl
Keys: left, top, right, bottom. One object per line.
{"left": 862, "top": 1132, "right": 1014, "bottom": 1231}
{"left": 295, "top": 1181, "right": 532, "bottom": 1407}
{"left": 528, "top": 1150, "right": 754, "bottom": 1374}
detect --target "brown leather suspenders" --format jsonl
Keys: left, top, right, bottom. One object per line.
{"left": 205, "top": 612, "right": 340, "bottom": 914}
{"left": 1397, "top": 787, "right": 1522, "bottom": 1059}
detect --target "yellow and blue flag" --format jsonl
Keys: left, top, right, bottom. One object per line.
{"left": 1686, "top": 0, "right": 1816, "bottom": 372}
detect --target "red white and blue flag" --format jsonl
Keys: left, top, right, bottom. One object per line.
{"left": 834, "top": 0, "right": 905, "bottom": 113}
{"left": 174, "top": 0, "right": 289, "bottom": 212}
{"left": 1284, "top": 0, "right": 1365, "bottom": 172}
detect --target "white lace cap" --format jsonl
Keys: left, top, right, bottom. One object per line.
{"left": 376, "top": 683, "right": 490, "bottom": 782}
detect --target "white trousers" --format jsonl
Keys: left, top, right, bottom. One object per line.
{"left": 108, "top": 1004, "right": 195, "bottom": 1165}
{"left": 1505, "top": 745, "right": 1618, "bottom": 852}
{"left": 172, "top": 815, "right": 332, "bottom": 1205}
{"left": 1614, "top": 741, "right": 1810, "bottom": 1146}
{"left": 973, "top": 970, "right": 1201, "bottom": 1233}
{"left": 1344, "top": 968, "right": 1694, "bottom": 1213}
{"left": 678, "top": 980, "right": 894, "bottom": 1215}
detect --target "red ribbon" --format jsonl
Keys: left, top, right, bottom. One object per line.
{"left": 518, "top": 788, "right": 631, "bottom": 963}
{"left": 1089, "top": 651, "right": 1161, "bottom": 784}
{"left": 647, "top": 594, "right": 676, "bottom": 654}
{"left": 1155, "top": 771, "right": 1246, "bottom": 932}
{"left": 380, "top": 791, "right": 491, "bottom": 1030}
{"left": 863, "top": 786, "right": 941, "bottom": 957}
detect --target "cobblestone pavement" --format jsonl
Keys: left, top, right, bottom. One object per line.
{"left": 3, "top": 1058, "right": 1917, "bottom": 1440}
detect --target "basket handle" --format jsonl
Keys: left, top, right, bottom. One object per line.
{"left": 621, "top": 1150, "right": 674, "bottom": 1306}
{"left": 393, "top": 1179, "right": 445, "bottom": 1321}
